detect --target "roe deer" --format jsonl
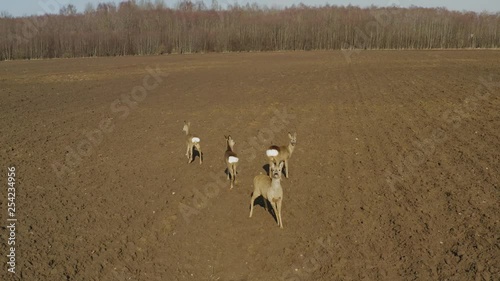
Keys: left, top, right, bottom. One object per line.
{"left": 182, "top": 121, "right": 202, "bottom": 164}
{"left": 249, "top": 161, "right": 284, "bottom": 228}
{"left": 266, "top": 132, "right": 296, "bottom": 178}
{"left": 224, "top": 135, "right": 239, "bottom": 189}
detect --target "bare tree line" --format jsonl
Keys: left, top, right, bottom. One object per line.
{"left": 0, "top": 0, "right": 499, "bottom": 60}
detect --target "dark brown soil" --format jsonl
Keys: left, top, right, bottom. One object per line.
{"left": 1, "top": 50, "right": 499, "bottom": 281}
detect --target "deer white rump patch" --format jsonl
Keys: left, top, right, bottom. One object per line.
{"left": 191, "top": 137, "right": 200, "bottom": 143}
{"left": 266, "top": 149, "right": 279, "bottom": 157}
{"left": 228, "top": 156, "right": 239, "bottom": 163}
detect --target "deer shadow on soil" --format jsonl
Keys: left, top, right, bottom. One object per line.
{"left": 224, "top": 168, "right": 237, "bottom": 181}
{"left": 189, "top": 149, "right": 203, "bottom": 163}
{"left": 250, "top": 195, "right": 279, "bottom": 224}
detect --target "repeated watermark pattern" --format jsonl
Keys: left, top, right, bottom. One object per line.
{"left": 178, "top": 106, "right": 296, "bottom": 223}
{"left": 385, "top": 73, "right": 499, "bottom": 191}
{"left": 281, "top": 235, "right": 384, "bottom": 280}
{"left": 51, "top": 66, "right": 168, "bottom": 179}
{"left": 341, "top": 0, "right": 403, "bottom": 62}
{"left": 9, "top": 0, "right": 71, "bottom": 44}
{"left": 281, "top": 235, "right": 335, "bottom": 281}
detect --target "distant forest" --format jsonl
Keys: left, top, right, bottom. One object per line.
{"left": 1, "top": 0, "right": 499, "bottom": 60}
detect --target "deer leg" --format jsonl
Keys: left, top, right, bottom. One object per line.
{"left": 229, "top": 168, "right": 234, "bottom": 189}
{"left": 190, "top": 146, "right": 194, "bottom": 163}
{"left": 270, "top": 200, "right": 279, "bottom": 225}
{"left": 249, "top": 192, "right": 259, "bottom": 218}
{"left": 232, "top": 164, "right": 237, "bottom": 184}
{"left": 197, "top": 145, "right": 202, "bottom": 164}
{"left": 285, "top": 159, "right": 289, "bottom": 178}
{"left": 277, "top": 199, "right": 283, "bottom": 228}
{"left": 187, "top": 145, "right": 192, "bottom": 163}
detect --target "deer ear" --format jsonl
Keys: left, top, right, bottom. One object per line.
{"left": 279, "top": 161, "right": 284, "bottom": 169}
{"left": 288, "top": 132, "right": 292, "bottom": 138}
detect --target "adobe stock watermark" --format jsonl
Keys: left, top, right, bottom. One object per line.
{"left": 282, "top": 233, "right": 398, "bottom": 280}
{"left": 341, "top": 0, "right": 402, "bottom": 63}
{"left": 51, "top": 65, "right": 168, "bottom": 179}
{"left": 178, "top": 106, "right": 296, "bottom": 223}
{"left": 238, "top": 107, "right": 296, "bottom": 162}
{"left": 280, "top": 234, "right": 375, "bottom": 281}
{"left": 281, "top": 235, "right": 335, "bottom": 281}
{"left": 385, "top": 73, "right": 500, "bottom": 191}
{"left": 8, "top": 0, "right": 70, "bottom": 44}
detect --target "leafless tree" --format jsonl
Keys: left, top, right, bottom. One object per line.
{"left": 0, "top": 1, "right": 499, "bottom": 60}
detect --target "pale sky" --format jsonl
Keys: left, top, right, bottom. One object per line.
{"left": 1, "top": 0, "right": 499, "bottom": 17}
